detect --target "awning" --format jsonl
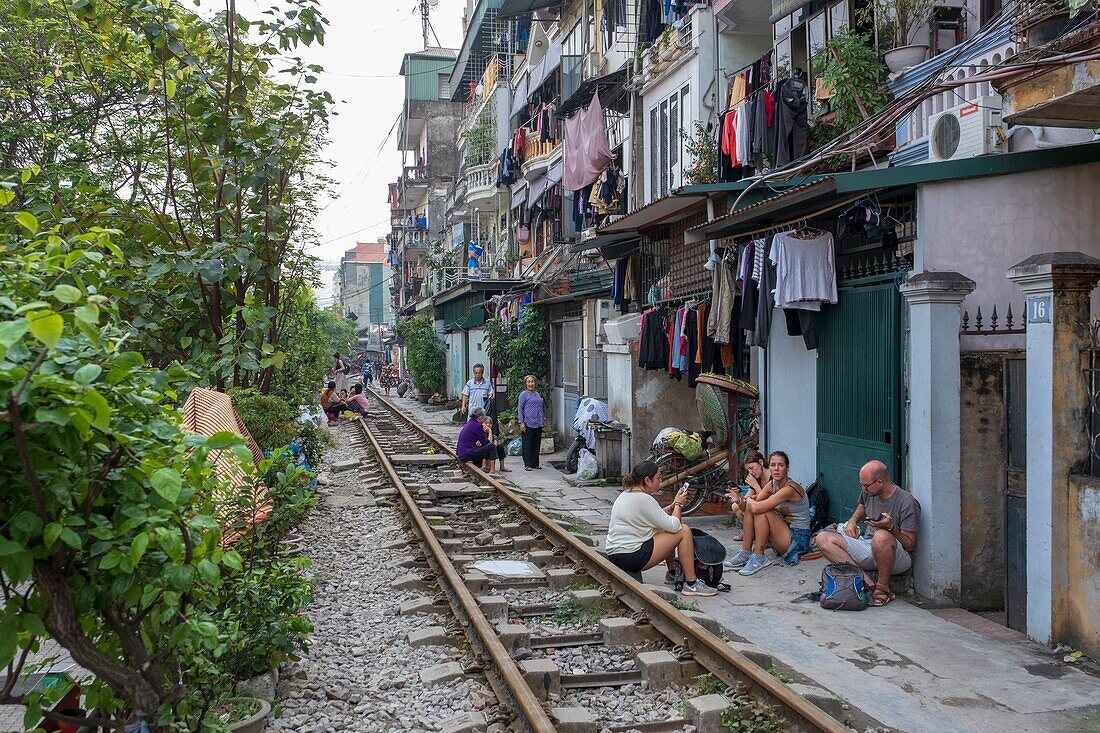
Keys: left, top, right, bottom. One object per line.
{"left": 529, "top": 160, "right": 562, "bottom": 201}
{"left": 692, "top": 179, "right": 840, "bottom": 238}
{"left": 529, "top": 39, "right": 562, "bottom": 91}
{"left": 510, "top": 72, "right": 530, "bottom": 118}
{"left": 558, "top": 66, "right": 629, "bottom": 118}
{"left": 569, "top": 229, "right": 640, "bottom": 254}
{"left": 510, "top": 181, "right": 528, "bottom": 209}
{"left": 597, "top": 192, "right": 710, "bottom": 234}
{"left": 500, "top": 0, "right": 561, "bottom": 19}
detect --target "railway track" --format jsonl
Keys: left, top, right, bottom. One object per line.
{"left": 356, "top": 391, "right": 850, "bottom": 733}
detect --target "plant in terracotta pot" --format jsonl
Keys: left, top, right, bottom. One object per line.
{"left": 861, "top": 0, "right": 936, "bottom": 72}
{"left": 1019, "top": 0, "right": 1097, "bottom": 46}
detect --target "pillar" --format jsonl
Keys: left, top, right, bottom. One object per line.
{"left": 900, "top": 271, "right": 975, "bottom": 602}
{"left": 1007, "top": 252, "right": 1100, "bottom": 647}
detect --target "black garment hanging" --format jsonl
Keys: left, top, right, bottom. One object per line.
{"left": 755, "top": 234, "right": 777, "bottom": 349}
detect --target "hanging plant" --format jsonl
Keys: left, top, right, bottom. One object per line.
{"left": 464, "top": 120, "right": 495, "bottom": 166}
{"left": 681, "top": 120, "right": 718, "bottom": 186}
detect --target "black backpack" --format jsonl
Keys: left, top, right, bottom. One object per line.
{"left": 806, "top": 480, "right": 830, "bottom": 534}
{"left": 674, "top": 528, "right": 731, "bottom": 592}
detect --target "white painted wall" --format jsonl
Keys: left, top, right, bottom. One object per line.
{"left": 604, "top": 344, "right": 633, "bottom": 426}
{"left": 761, "top": 314, "right": 818, "bottom": 486}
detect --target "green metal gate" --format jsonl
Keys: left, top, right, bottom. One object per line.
{"left": 816, "top": 276, "right": 904, "bottom": 522}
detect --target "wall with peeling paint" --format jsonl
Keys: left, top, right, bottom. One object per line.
{"left": 1066, "top": 475, "right": 1100, "bottom": 657}
{"left": 959, "top": 352, "right": 1008, "bottom": 611}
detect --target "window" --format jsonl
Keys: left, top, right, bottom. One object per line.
{"left": 603, "top": 0, "right": 629, "bottom": 51}
{"left": 828, "top": 2, "right": 848, "bottom": 34}
{"left": 562, "top": 20, "right": 584, "bottom": 102}
{"left": 647, "top": 84, "right": 690, "bottom": 202}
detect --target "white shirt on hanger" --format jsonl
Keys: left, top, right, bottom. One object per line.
{"left": 769, "top": 230, "right": 838, "bottom": 309}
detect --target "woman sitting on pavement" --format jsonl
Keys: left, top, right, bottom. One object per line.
{"left": 320, "top": 381, "right": 345, "bottom": 425}
{"left": 723, "top": 451, "right": 811, "bottom": 576}
{"left": 727, "top": 450, "right": 769, "bottom": 544}
{"left": 345, "top": 383, "right": 370, "bottom": 415}
{"left": 605, "top": 460, "right": 717, "bottom": 597}
{"left": 456, "top": 408, "right": 510, "bottom": 476}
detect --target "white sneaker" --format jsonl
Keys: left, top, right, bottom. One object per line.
{"left": 738, "top": 554, "right": 772, "bottom": 576}
{"left": 681, "top": 581, "right": 718, "bottom": 597}
{"left": 724, "top": 549, "right": 753, "bottom": 570}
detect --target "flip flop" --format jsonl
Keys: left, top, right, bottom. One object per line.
{"left": 732, "top": 533, "right": 744, "bottom": 542}
{"left": 499, "top": 466, "right": 512, "bottom": 472}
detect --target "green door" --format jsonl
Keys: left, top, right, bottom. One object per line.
{"left": 816, "top": 278, "right": 903, "bottom": 522}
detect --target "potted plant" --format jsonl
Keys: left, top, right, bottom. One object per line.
{"left": 540, "top": 429, "right": 557, "bottom": 455}
{"left": 863, "top": 0, "right": 937, "bottom": 73}
{"left": 397, "top": 316, "right": 447, "bottom": 398}
{"left": 681, "top": 121, "right": 718, "bottom": 186}
{"left": 1019, "top": 0, "right": 1096, "bottom": 46}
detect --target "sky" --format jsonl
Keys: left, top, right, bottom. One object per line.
{"left": 200, "top": 0, "right": 468, "bottom": 268}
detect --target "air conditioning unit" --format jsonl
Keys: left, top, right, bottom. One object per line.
{"left": 583, "top": 51, "right": 608, "bottom": 79}
{"left": 927, "top": 97, "right": 1004, "bottom": 162}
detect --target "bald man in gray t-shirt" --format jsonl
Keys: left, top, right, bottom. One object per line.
{"left": 814, "top": 460, "right": 920, "bottom": 606}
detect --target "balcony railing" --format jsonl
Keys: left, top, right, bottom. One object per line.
{"left": 640, "top": 14, "right": 697, "bottom": 85}
{"left": 402, "top": 165, "right": 427, "bottom": 185}
{"left": 893, "top": 24, "right": 1016, "bottom": 152}
{"left": 522, "top": 137, "right": 561, "bottom": 180}
{"left": 460, "top": 58, "right": 504, "bottom": 137}
{"left": 464, "top": 161, "right": 498, "bottom": 202}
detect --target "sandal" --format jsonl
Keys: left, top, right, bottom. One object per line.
{"left": 732, "top": 533, "right": 744, "bottom": 542}
{"left": 870, "top": 583, "right": 895, "bottom": 607}
{"left": 499, "top": 466, "right": 512, "bottom": 472}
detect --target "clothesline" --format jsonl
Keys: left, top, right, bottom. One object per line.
{"left": 724, "top": 192, "right": 874, "bottom": 241}
{"left": 648, "top": 289, "right": 712, "bottom": 308}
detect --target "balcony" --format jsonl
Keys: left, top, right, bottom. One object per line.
{"left": 639, "top": 12, "right": 699, "bottom": 89}
{"left": 890, "top": 22, "right": 1018, "bottom": 161}
{"left": 994, "top": 2, "right": 1100, "bottom": 127}
{"left": 459, "top": 58, "right": 504, "bottom": 139}
{"left": 400, "top": 228, "right": 429, "bottom": 257}
{"left": 464, "top": 161, "right": 500, "bottom": 206}
{"left": 522, "top": 137, "right": 561, "bottom": 181}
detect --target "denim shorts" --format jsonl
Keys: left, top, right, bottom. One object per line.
{"left": 783, "top": 527, "right": 812, "bottom": 565}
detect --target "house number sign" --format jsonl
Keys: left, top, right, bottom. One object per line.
{"left": 1027, "top": 296, "right": 1051, "bottom": 324}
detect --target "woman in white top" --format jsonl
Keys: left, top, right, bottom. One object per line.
{"left": 605, "top": 461, "right": 717, "bottom": 597}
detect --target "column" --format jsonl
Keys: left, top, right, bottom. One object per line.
{"left": 900, "top": 271, "right": 975, "bottom": 602}
{"left": 1007, "top": 252, "right": 1100, "bottom": 647}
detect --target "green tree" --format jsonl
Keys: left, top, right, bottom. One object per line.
{"left": 397, "top": 315, "right": 447, "bottom": 396}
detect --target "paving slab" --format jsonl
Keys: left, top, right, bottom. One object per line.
{"left": 390, "top": 453, "right": 454, "bottom": 466}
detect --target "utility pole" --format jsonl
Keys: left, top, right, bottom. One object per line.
{"left": 421, "top": 0, "right": 430, "bottom": 49}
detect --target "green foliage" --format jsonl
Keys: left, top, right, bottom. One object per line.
{"left": 767, "top": 666, "right": 794, "bottom": 683}
{"left": 229, "top": 389, "right": 298, "bottom": 451}
{"left": 484, "top": 307, "right": 550, "bottom": 405}
{"left": 670, "top": 597, "right": 701, "bottom": 612}
{"left": 397, "top": 315, "right": 447, "bottom": 396}
{"left": 857, "top": 0, "right": 937, "bottom": 49}
{"left": 0, "top": 212, "right": 255, "bottom": 729}
{"left": 690, "top": 673, "right": 729, "bottom": 697}
{"left": 681, "top": 121, "right": 718, "bottom": 186}
{"left": 271, "top": 290, "right": 357, "bottom": 406}
{"left": 816, "top": 28, "right": 889, "bottom": 133}
{"left": 721, "top": 693, "right": 786, "bottom": 733}
{"left": 465, "top": 120, "right": 496, "bottom": 166}
{"left": 549, "top": 597, "right": 610, "bottom": 626}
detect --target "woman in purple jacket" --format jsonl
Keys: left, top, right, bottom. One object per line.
{"left": 517, "top": 375, "right": 545, "bottom": 471}
{"left": 456, "top": 408, "right": 508, "bottom": 476}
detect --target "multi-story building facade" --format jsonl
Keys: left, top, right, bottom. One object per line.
{"left": 338, "top": 240, "right": 391, "bottom": 328}
{"left": 387, "top": 0, "right": 1100, "bottom": 657}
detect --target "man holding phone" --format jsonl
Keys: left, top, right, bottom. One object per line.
{"left": 814, "top": 460, "right": 920, "bottom": 607}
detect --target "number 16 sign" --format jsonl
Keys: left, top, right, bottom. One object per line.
{"left": 1027, "top": 296, "right": 1051, "bottom": 324}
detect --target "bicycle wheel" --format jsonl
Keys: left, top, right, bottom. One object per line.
{"left": 652, "top": 451, "right": 693, "bottom": 508}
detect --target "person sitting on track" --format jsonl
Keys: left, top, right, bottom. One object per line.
{"left": 723, "top": 451, "right": 811, "bottom": 576}
{"left": 345, "top": 383, "right": 370, "bottom": 415}
{"left": 605, "top": 460, "right": 717, "bottom": 597}
{"left": 725, "top": 450, "right": 769, "bottom": 548}
{"left": 814, "top": 460, "right": 919, "bottom": 607}
{"left": 456, "top": 408, "right": 508, "bottom": 477}
{"left": 320, "top": 381, "right": 346, "bottom": 426}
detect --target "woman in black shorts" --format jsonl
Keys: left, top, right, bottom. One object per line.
{"left": 604, "top": 461, "right": 717, "bottom": 597}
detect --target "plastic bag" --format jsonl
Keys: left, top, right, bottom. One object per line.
{"left": 577, "top": 448, "right": 597, "bottom": 480}
{"left": 507, "top": 437, "right": 523, "bottom": 456}
{"left": 669, "top": 431, "right": 703, "bottom": 460}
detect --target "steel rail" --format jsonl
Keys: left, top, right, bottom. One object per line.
{"left": 353, "top": 414, "right": 558, "bottom": 733}
{"left": 368, "top": 390, "right": 848, "bottom": 733}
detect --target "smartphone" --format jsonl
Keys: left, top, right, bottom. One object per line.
{"left": 866, "top": 514, "right": 883, "bottom": 523}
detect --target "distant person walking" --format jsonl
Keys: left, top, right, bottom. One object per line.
{"left": 333, "top": 352, "right": 350, "bottom": 392}
{"left": 379, "top": 362, "right": 397, "bottom": 395}
{"left": 517, "top": 375, "right": 545, "bottom": 471}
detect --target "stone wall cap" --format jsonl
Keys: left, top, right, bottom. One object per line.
{"left": 901, "top": 271, "right": 976, "bottom": 288}
{"left": 1008, "top": 251, "right": 1100, "bottom": 275}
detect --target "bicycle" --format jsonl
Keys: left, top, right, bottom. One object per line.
{"left": 648, "top": 382, "right": 760, "bottom": 516}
